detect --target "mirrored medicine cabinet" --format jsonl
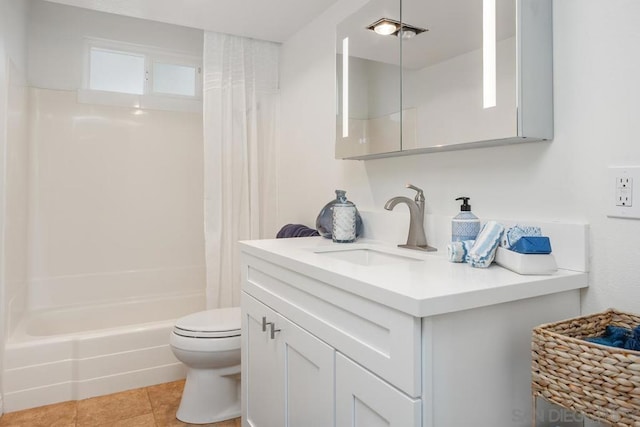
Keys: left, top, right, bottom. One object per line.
{"left": 335, "top": 0, "right": 552, "bottom": 160}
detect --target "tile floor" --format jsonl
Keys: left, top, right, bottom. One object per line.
{"left": 0, "top": 380, "right": 241, "bottom": 427}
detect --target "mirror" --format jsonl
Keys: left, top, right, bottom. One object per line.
{"left": 336, "top": 0, "right": 552, "bottom": 160}
{"left": 336, "top": 0, "right": 402, "bottom": 158}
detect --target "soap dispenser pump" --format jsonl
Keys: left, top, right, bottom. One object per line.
{"left": 452, "top": 197, "right": 480, "bottom": 242}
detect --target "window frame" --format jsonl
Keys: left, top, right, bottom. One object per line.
{"left": 80, "top": 37, "right": 202, "bottom": 112}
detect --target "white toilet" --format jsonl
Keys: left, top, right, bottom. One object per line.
{"left": 170, "top": 307, "right": 241, "bottom": 424}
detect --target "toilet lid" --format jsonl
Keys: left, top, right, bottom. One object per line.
{"left": 174, "top": 307, "right": 241, "bottom": 338}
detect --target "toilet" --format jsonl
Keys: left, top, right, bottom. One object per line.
{"left": 170, "top": 307, "right": 241, "bottom": 424}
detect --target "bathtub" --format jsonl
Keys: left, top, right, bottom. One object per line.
{"left": 3, "top": 291, "right": 206, "bottom": 412}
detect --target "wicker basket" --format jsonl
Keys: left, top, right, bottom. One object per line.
{"left": 532, "top": 309, "right": 640, "bottom": 426}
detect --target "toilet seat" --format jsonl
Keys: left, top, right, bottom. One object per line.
{"left": 173, "top": 307, "right": 241, "bottom": 339}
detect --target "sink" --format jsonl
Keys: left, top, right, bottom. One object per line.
{"left": 313, "top": 247, "right": 423, "bottom": 266}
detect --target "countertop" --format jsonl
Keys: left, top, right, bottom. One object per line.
{"left": 239, "top": 237, "right": 588, "bottom": 318}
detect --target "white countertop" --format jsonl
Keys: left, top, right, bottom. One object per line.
{"left": 239, "top": 237, "right": 588, "bottom": 318}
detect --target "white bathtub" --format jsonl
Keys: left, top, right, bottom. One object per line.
{"left": 3, "top": 292, "right": 206, "bottom": 412}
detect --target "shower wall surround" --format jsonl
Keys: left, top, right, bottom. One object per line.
{"left": 19, "top": 0, "right": 207, "bottom": 315}
{"left": 27, "top": 88, "right": 205, "bottom": 310}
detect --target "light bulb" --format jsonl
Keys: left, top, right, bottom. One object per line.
{"left": 400, "top": 29, "right": 416, "bottom": 39}
{"left": 374, "top": 21, "right": 397, "bottom": 36}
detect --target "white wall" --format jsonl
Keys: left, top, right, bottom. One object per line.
{"left": 278, "top": 0, "right": 372, "bottom": 235}
{"left": 280, "top": 0, "right": 640, "bottom": 319}
{"left": 0, "top": 0, "right": 30, "bottom": 413}
{"left": 28, "top": 0, "right": 203, "bottom": 91}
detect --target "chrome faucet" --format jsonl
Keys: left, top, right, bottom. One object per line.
{"left": 384, "top": 184, "right": 437, "bottom": 252}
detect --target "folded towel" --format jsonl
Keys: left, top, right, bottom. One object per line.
{"left": 626, "top": 325, "right": 640, "bottom": 351}
{"left": 276, "top": 224, "right": 320, "bottom": 239}
{"left": 501, "top": 225, "right": 542, "bottom": 249}
{"left": 585, "top": 324, "right": 640, "bottom": 351}
{"left": 510, "top": 236, "right": 552, "bottom": 254}
{"left": 447, "top": 240, "right": 475, "bottom": 263}
{"left": 468, "top": 221, "right": 504, "bottom": 268}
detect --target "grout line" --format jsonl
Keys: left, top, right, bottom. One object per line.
{"left": 144, "top": 386, "right": 161, "bottom": 427}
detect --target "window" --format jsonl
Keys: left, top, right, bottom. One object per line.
{"left": 152, "top": 62, "right": 197, "bottom": 97}
{"left": 82, "top": 38, "right": 202, "bottom": 112}
{"left": 89, "top": 48, "right": 145, "bottom": 95}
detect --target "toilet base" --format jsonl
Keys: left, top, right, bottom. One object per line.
{"left": 176, "top": 367, "right": 241, "bottom": 424}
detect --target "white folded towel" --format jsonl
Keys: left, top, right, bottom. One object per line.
{"left": 468, "top": 221, "right": 505, "bottom": 268}
{"left": 447, "top": 240, "right": 475, "bottom": 263}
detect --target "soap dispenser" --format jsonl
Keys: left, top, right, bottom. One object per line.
{"left": 452, "top": 197, "right": 480, "bottom": 242}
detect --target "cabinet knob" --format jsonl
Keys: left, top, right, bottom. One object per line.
{"left": 269, "top": 323, "right": 281, "bottom": 339}
{"left": 261, "top": 316, "right": 272, "bottom": 332}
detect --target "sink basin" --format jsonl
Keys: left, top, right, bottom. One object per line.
{"left": 313, "top": 247, "right": 423, "bottom": 266}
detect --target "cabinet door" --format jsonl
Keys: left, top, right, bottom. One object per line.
{"left": 242, "top": 293, "right": 335, "bottom": 427}
{"left": 281, "top": 311, "right": 335, "bottom": 427}
{"left": 243, "top": 294, "right": 285, "bottom": 427}
{"left": 336, "top": 353, "right": 421, "bottom": 427}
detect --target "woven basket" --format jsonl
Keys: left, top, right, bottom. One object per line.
{"left": 532, "top": 309, "right": 640, "bottom": 426}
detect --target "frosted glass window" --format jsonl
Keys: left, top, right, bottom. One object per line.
{"left": 153, "top": 62, "right": 197, "bottom": 96}
{"left": 89, "top": 48, "right": 145, "bottom": 95}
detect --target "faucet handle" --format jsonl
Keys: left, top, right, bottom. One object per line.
{"left": 406, "top": 183, "right": 425, "bottom": 202}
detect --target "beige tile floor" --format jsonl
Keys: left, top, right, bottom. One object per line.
{"left": 0, "top": 380, "right": 241, "bottom": 427}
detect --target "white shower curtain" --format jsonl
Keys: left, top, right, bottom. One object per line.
{"left": 203, "top": 32, "right": 279, "bottom": 308}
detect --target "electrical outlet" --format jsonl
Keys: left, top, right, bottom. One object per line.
{"left": 608, "top": 167, "right": 640, "bottom": 218}
{"left": 616, "top": 177, "right": 632, "bottom": 206}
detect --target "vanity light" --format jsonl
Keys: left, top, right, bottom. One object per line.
{"left": 342, "top": 37, "right": 349, "bottom": 138}
{"left": 483, "top": 0, "right": 497, "bottom": 108}
{"left": 367, "top": 18, "right": 427, "bottom": 38}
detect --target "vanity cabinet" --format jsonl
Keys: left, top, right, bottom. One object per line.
{"left": 243, "top": 291, "right": 418, "bottom": 427}
{"left": 240, "top": 239, "right": 587, "bottom": 427}
{"left": 241, "top": 253, "right": 422, "bottom": 427}
{"left": 243, "top": 290, "right": 420, "bottom": 427}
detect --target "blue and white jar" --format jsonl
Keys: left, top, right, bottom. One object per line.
{"left": 332, "top": 190, "right": 356, "bottom": 243}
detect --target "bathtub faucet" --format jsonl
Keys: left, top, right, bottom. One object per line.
{"left": 384, "top": 184, "right": 437, "bottom": 252}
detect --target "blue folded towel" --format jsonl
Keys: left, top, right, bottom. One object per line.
{"left": 627, "top": 326, "right": 640, "bottom": 351}
{"left": 468, "top": 221, "right": 504, "bottom": 268}
{"left": 585, "top": 324, "right": 640, "bottom": 351}
{"left": 501, "top": 225, "right": 542, "bottom": 249}
{"left": 276, "top": 224, "right": 320, "bottom": 239}
{"left": 510, "top": 236, "right": 552, "bottom": 254}
{"left": 447, "top": 240, "right": 474, "bottom": 263}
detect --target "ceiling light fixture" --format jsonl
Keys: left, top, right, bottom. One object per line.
{"left": 373, "top": 20, "right": 398, "bottom": 35}
{"left": 367, "top": 18, "right": 427, "bottom": 38}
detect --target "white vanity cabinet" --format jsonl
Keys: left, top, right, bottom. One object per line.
{"left": 241, "top": 252, "right": 423, "bottom": 427}
{"left": 240, "top": 238, "right": 588, "bottom": 427}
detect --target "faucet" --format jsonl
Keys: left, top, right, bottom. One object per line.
{"left": 384, "top": 184, "right": 437, "bottom": 252}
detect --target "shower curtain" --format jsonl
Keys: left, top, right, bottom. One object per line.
{"left": 203, "top": 32, "right": 279, "bottom": 308}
